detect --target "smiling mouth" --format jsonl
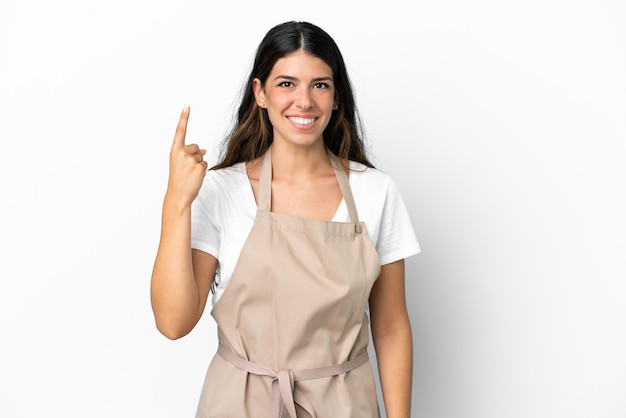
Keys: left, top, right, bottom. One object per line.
{"left": 288, "top": 116, "right": 316, "bottom": 125}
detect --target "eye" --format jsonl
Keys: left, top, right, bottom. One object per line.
{"left": 278, "top": 81, "right": 293, "bottom": 88}
{"left": 313, "top": 82, "right": 330, "bottom": 89}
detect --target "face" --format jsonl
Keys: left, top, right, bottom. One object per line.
{"left": 253, "top": 50, "right": 337, "bottom": 149}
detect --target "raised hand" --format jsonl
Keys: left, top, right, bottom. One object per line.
{"left": 166, "top": 105, "right": 208, "bottom": 206}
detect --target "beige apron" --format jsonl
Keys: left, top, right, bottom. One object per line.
{"left": 196, "top": 147, "right": 381, "bottom": 418}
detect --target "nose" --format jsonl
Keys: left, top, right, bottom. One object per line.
{"left": 295, "top": 87, "right": 314, "bottom": 110}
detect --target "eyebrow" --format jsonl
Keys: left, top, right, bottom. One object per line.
{"left": 273, "top": 75, "right": 334, "bottom": 83}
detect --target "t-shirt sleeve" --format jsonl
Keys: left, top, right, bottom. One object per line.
{"left": 191, "top": 172, "right": 221, "bottom": 259}
{"left": 376, "top": 177, "right": 421, "bottom": 265}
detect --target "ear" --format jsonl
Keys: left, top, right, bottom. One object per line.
{"left": 333, "top": 93, "right": 339, "bottom": 110}
{"left": 252, "top": 78, "right": 266, "bottom": 107}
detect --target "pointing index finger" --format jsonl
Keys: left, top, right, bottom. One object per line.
{"left": 172, "top": 104, "right": 190, "bottom": 149}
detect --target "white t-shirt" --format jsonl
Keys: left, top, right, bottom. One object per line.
{"left": 191, "top": 161, "right": 420, "bottom": 306}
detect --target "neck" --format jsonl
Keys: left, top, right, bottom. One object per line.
{"left": 270, "top": 141, "right": 332, "bottom": 182}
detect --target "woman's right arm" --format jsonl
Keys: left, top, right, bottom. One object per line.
{"left": 150, "top": 105, "right": 217, "bottom": 340}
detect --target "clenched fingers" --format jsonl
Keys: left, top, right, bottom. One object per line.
{"left": 174, "top": 144, "right": 205, "bottom": 161}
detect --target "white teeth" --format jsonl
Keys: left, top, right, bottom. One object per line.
{"left": 290, "top": 117, "right": 315, "bottom": 125}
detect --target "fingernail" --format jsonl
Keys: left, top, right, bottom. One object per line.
{"left": 182, "top": 104, "right": 189, "bottom": 112}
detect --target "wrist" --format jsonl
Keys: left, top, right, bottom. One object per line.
{"left": 162, "top": 192, "right": 193, "bottom": 216}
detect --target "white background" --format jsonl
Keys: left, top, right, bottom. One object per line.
{"left": 1, "top": 0, "right": 625, "bottom": 417}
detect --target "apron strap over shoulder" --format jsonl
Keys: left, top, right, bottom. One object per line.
{"left": 328, "top": 152, "right": 360, "bottom": 224}
{"left": 258, "top": 147, "right": 273, "bottom": 211}
{"left": 218, "top": 345, "right": 369, "bottom": 418}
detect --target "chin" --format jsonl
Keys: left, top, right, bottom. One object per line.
{"left": 275, "top": 133, "right": 325, "bottom": 149}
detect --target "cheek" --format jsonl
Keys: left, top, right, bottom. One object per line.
{"left": 266, "top": 108, "right": 284, "bottom": 127}
{"left": 315, "top": 91, "right": 335, "bottom": 108}
{"left": 266, "top": 95, "right": 288, "bottom": 113}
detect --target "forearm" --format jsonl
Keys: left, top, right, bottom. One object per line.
{"left": 373, "top": 317, "right": 413, "bottom": 418}
{"left": 151, "top": 196, "right": 200, "bottom": 339}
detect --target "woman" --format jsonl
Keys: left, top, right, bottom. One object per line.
{"left": 151, "top": 21, "right": 420, "bottom": 418}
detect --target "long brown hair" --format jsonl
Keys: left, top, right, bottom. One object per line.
{"left": 212, "top": 21, "right": 374, "bottom": 170}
